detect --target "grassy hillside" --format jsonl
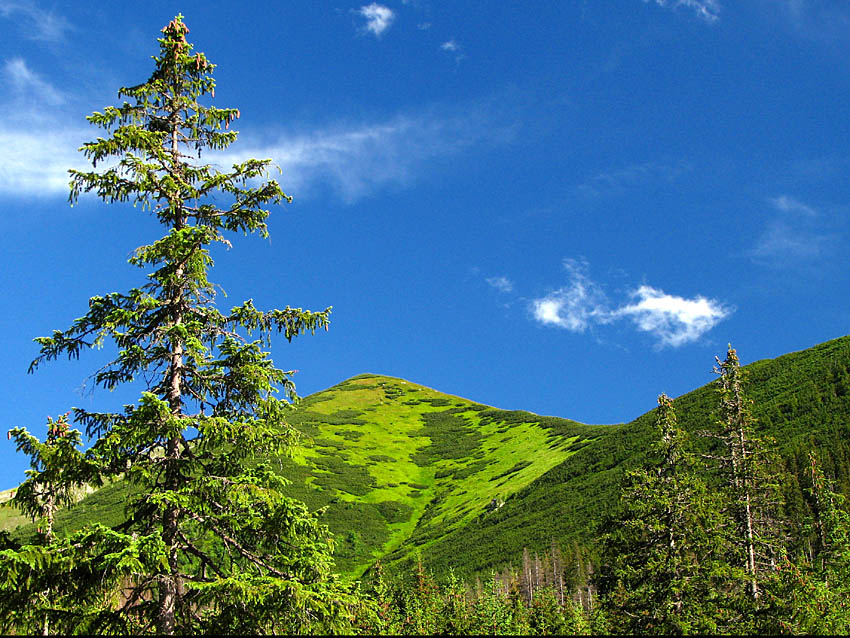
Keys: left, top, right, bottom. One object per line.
{"left": 272, "top": 375, "right": 608, "bottom": 577}
{"left": 1, "top": 374, "right": 610, "bottom": 579}
{"left": 402, "top": 335, "right": 850, "bottom": 579}
{"left": 4, "top": 336, "right": 850, "bottom": 584}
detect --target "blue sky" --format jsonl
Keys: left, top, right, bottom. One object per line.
{"left": 1, "top": 0, "right": 849, "bottom": 489}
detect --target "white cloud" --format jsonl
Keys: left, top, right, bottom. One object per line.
{"left": 215, "top": 102, "right": 515, "bottom": 203}
{"left": 0, "top": 57, "right": 86, "bottom": 198}
{"left": 486, "top": 276, "right": 514, "bottom": 293}
{"left": 613, "top": 285, "right": 730, "bottom": 347}
{"left": 531, "top": 259, "right": 609, "bottom": 333}
{"left": 441, "top": 40, "right": 459, "bottom": 52}
{"left": 0, "top": 1, "right": 71, "bottom": 41}
{"left": 358, "top": 3, "right": 395, "bottom": 37}
{"left": 0, "top": 127, "right": 88, "bottom": 197}
{"left": 644, "top": 0, "right": 721, "bottom": 22}
{"left": 530, "top": 259, "right": 730, "bottom": 347}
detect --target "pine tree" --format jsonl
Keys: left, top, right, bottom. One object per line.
{"left": 0, "top": 16, "right": 351, "bottom": 635}
{"left": 599, "top": 394, "right": 728, "bottom": 634}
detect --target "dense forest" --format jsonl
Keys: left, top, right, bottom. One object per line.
{"left": 1, "top": 16, "right": 849, "bottom": 635}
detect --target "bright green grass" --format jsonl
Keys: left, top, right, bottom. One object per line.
{"left": 0, "top": 488, "right": 29, "bottom": 533}
{"left": 280, "top": 374, "right": 607, "bottom": 578}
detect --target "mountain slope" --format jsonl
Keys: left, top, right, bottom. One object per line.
{"left": 400, "top": 335, "right": 850, "bottom": 579}
{"left": 4, "top": 336, "right": 850, "bottom": 583}
{"left": 1, "top": 373, "right": 611, "bottom": 580}
{"left": 274, "top": 374, "right": 610, "bottom": 577}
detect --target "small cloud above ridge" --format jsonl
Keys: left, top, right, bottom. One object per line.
{"left": 613, "top": 285, "right": 731, "bottom": 348}
{"left": 530, "top": 258, "right": 731, "bottom": 347}
{"left": 531, "top": 259, "right": 609, "bottom": 333}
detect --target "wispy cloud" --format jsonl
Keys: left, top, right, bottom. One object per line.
{"left": 770, "top": 194, "right": 816, "bottom": 217}
{"left": 644, "top": 0, "right": 721, "bottom": 23}
{"left": 769, "top": 0, "right": 850, "bottom": 49}
{"left": 530, "top": 259, "right": 731, "bottom": 347}
{"left": 577, "top": 161, "right": 691, "bottom": 198}
{"left": 750, "top": 194, "right": 831, "bottom": 264}
{"left": 358, "top": 3, "right": 395, "bottom": 37}
{"left": 0, "top": 128, "right": 87, "bottom": 197}
{"left": 0, "top": 57, "right": 86, "bottom": 198}
{"left": 486, "top": 276, "right": 514, "bottom": 293}
{"left": 4, "top": 58, "right": 65, "bottom": 106}
{"left": 0, "top": 1, "right": 72, "bottom": 41}
{"left": 227, "top": 106, "right": 513, "bottom": 203}
{"left": 0, "top": 100, "right": 516, "bottom": 202}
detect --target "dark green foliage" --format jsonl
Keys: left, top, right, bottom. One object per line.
{"left": 762, "top": 453, "right": 850, "bottom": 634}
{"left": 489, "top": 460, "right": 533, "bottom": 482}
{"left": 411, "top": 409, "right": 485, "bottom": 465}
{"left": 417, "top": 397, "right": 454, "bottom": 407}
{"left": 334, "top": 429, "right": 365, "bottom": 441}
{"left": 9, "top": 331, "right": 850, "bottom": 607}
{"left": 409, "top": 335, "right": 850, "bottom": 582}
{"left": 357, "top": 560, "right": 592, "bottom": 636}
{"left": 312, "top": 457, "right": 375, "bottom": 496}
{"left": 375, "top": 501, "right": 413, "bottom": 524}
{"left": 702, "top": 345, "right": 788, "bottom": 606}
{"left": 598, "top": 395, "right": 733, "bottom": 634}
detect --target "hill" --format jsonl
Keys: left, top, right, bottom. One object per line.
{"left": 269, "top": 375, "right": 609, "bottom": 577}
{"left": 4, "top": 336, "right": 850, "bottom": 583}
{"left": 403, "top": 335, "right": 850, "bottom": 579}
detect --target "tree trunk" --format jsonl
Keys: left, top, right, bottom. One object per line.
{"left": 157, "top": 117, "right": 184, "bottom": 636}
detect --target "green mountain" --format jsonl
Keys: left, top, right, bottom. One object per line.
{"left": 4, "top": 336, "right": 850, "bottom": 583}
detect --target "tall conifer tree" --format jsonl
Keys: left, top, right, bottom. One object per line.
{"left": 599, "top": 394, "right": 728, "bottom": 634}
{"left": 706, "top": 346, "right": 786, "bottom": 604}
{"left": 0, "top": 16, "right": 350, "bottom": 635}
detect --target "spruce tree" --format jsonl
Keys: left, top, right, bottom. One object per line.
{"left": 6, "top": 413, "right": 90, "bottom": 544}
{"left": 598, "top": 394, "right": 728, "bottom": 634}
{"left": 2, "top": 414, "right": 92, "bottom": 634}
{"left": 0, "top": 16, "right": 350, "bottom": 635}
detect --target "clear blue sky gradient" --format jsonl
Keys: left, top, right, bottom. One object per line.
{"left": 1, "top": 0, "right": 848, "bottom": 489}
